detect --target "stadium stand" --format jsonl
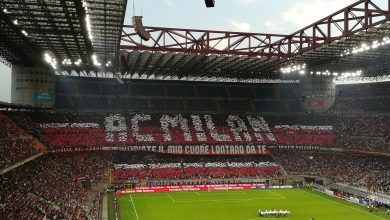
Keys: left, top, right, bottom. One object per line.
{"left": 272, "top": 149, "right": 390, "bottom": 193}
{"left": 112, "top": 152, "right": 282, "bottom": 186}
{"left": 0, "top": 153, "right": 109, "bottom": 220}
{"left": 0, "top": 113, "right": 39, "bottom": 169}
{"left": 0, "top": 108, "right": 389, "bottom": 218}
{"left": 4, "top": 111, "right": 389, "bottom": 153}
{"left": 331, "top": 82, "right": 390, "bottom": 113}
{"left": 54, "top": 76, "right": 297, "bottom": 113}
{"left": 331, "top": 115, "right": 389, "bottom": 152}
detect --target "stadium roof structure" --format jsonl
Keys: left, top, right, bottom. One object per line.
{"left": 0, "top": 0, "right": 389, "bottom": 80}
{"left": 0, "top": 0, "right": 127, "bottom": 69}
{"left": 120, "top": 0, "right": 390, "bottom": 79}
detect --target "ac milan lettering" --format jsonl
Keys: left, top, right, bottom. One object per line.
{"left": 40, "top": 113, "right": 335, "bottom": 154}
{"left": 227, "top": 115, "right": 252, "bottom": 142}
{"left": 160, "top": 114, "right": 192, "bottom": 142}
{"left": 190, "top": 115, "right": 207, "bottom": 141}
{"left": 205, "top": 114, "right": 231, "bottom": 142}
{"left": 131, "top": 114, "right": 154, "bottom": 142}
{"left": 105, "top": 114, "right": 127, "bottom": 142}
{"left": 247, "top": 116, "right": 275, "bottom": 142}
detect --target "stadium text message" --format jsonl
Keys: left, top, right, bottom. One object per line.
{"left": 115, "top": 184, "right": 268, "bottom": 194}
{"left": 41, "top": 113, "right": 335, "bottom": 154}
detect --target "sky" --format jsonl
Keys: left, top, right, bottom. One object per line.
{"left": 0, "top": 0, "right": 382, "bottom": 102}
{"left": 125, "top": 0, "right": 358, "bottom": 33}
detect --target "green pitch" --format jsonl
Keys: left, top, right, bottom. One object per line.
{"left": 116, "top": 189, "right": 389, "bottom": 220}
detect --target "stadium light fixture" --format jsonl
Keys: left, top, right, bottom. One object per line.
{"left": 336, "top": 70, "right": 363, "bottom": 80}
{"left": 82, "top": 0, "right": 93, "bottom": 41}
{"left": 361, "top": 43, "right": 370, "bottom": 51}
{"left": 92, "top": 54, "right": 101, "bottom": 66}
{"left": 21, "top": 30, "right": 28, "bottom": 36}
{"left": 51, "top": 61, "right": 57, "bottom": 69}
{"left": 371, "top": 40, "right": 379, "bottom": 49}
{"left": 280, "top": 63, "right": 306, "bottom": 74}
{"left": 3, "top": 8, "right": 9, "bottom": 13}
{"left": 62, "top": 59, "right": 72, "bottom": 65}
{"left": 336, "top": 74, "right": 390, "bottom": 85}
{"left": 44, "top": 53, "right": 52, "bottom": 63}
{"left": 13, "top": 20, "right": 18, "bottom": 25}
{"left": 341, "top": 36, "right": 390, "bottom": 57}
{"left": 74, "top": 59, "right": 82, "bottom": 66}
{"left": 44, "top": 53, "right": 57, "bottom": 69}
{"left": 86, "top": 15, "right": 93, "bottom": 40}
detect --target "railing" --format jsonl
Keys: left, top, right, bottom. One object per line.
{"left": 335, "top": 182, "right": 390, "bottom": 204}
{"left": 0, "top": 152, "right": 44, "bottom": 175}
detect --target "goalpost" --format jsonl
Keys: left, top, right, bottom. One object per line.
{"left": 124, "top": 182, "right": 134, "bottom": 191}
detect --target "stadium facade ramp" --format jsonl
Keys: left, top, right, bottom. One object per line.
{"left": 0, "top": 0, "right": 127, "bottom": 106}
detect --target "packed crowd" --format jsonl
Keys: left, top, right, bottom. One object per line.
{"left": 331, "top": 82, "right": 389, "bottom": 113}
{"left": 331, "top": 97, "right": 389, "bottom": 113}
{"left": 113, "top": 152, "right": 282, "bottom": 183}
{"left": 362, "top": 169, "right": 390, "bottom": 193}
{"left": 0, "top": 114, "right": 39, "bottom": 169}
{"left": 337, "top": 82, "right": 389, "bottom": 97}
{"left": 3, "top": 111, "right": 389, "bottom": 153}
{"left": 0, "top": 152, "right": 110, "bottom": 220}
{"left": 330, "top": 115, "right": 389, "bottom": 152}
{"left": 114, "top": 162, "right": 281, "bottom": 181}
{"left": 272, "top": 150, "right": 390, "bottom": 193}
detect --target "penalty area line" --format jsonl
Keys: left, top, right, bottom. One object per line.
{"left": 167, "top": 192, "right": 176, "bottom": 203}
{"left": 248, "top": 218, "right": 291, "bottom": 220}
{"left": 130, "top": 194, "right": 140, "bottom": 220}
{"left": 267, "top": 189, "right": 286, "bottom": 199}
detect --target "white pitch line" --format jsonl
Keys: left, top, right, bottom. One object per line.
{"left": 195, "top": 192, "right": 247, "bottom": 196}
{"left": 250, "top": 197, "right": 283, "bottom": 201}
{"left": 267, "top": 190, "right": 286, "bottom": 199}
{"left": 171, "top": 197, "right": 282, "bottom": 204}
{"left": 300, "top": 189, "right": 387, "bottom": 220}
{"left": 174, "top": 198, "right": 252, "bottom": 203}
{"left": 167, "top": 192, "right": 176, "bottom": 203}
{"left": 248, "top": 218, "right": 291, "bottom": 220}
{"left": 130, "top": 194, "right": 140, "bottom": 220}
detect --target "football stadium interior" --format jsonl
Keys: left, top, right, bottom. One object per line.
{"left": 0, "top": 0, "right": 389, "bottom": 219}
